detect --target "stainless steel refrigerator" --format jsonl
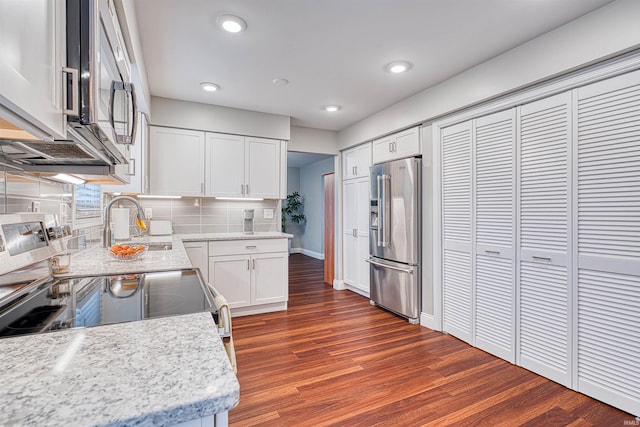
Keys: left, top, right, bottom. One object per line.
{"left": 368, "top": 157, "right": 421, "bottom": 323}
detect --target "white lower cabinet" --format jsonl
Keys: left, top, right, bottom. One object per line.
{"left": 208, "top": 239, "right": 288, "bottom": 316}
{"left": 342, "top": 177, "right": 370, "bottom": 296}
{"left": 184, "top": 241, "right": 208, "bottom": 279}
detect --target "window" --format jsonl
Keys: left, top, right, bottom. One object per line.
{"left": 72, "top": 184, "right": 103, "bottom": 228}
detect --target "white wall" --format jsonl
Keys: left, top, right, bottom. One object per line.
{"left": 299, "top": 157, "right": 335, "bottom": 258}
{"left": 150, "top": 96, "right": 291, "bottom": 140}
{"left": 289, "top": 126, "right": 339, "bottom": 154}
{"left": 337, "top": 0, "right": 640, "bottom": 148}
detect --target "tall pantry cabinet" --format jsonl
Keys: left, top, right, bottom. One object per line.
{"left": 342, "top": 142, "right": 372, "bottom": 295}
{"left": 439, "top": 69, "right": 640, "bottom": 415}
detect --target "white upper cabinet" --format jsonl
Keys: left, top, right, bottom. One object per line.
{"left": 205, "top": 133, "right": 245, "bottom": 198}
{"left": 149, "top": 128, "right": 284, "bottom": 198}
{"left": 103, "top": 113, "right": 149, "bottom": 194}
{"left": 205, "top": 133, "right": 282, "bottom": 199}
{"left": 372, "top": 126, "right": 420, "bottom": 164}
{"left": 149, "top": 126, "right": 205, "bottom": 196}
{"left": 0, "top": 0, "right": 67, "bottom": 139}
{"left": 342, "top": 142, "right": 371, "bottom": 180}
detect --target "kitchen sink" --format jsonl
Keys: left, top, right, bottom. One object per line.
{"left": 146, "top": 242, "right": 172, "bottom": 251}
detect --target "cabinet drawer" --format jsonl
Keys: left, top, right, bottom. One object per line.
{"left": 209, "top": 238, "right": 288, "bottom": 256}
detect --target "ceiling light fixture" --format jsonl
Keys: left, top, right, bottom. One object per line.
{"left": 52, "top": 174, "right": 85, "bottom": 185}
{"left": 200, "top": 82, "right": 220, "bottom": 92}
{"left": 323, "top": 105, "right": 341, "bottom": 112}
{"left": 385, "top": 61, "right": 412, "bottom": 74}
{"left": 217, "top": 14, "right": 247, "bottom": 33}
{"left": 272, "top": 78, "right": 289, "bottom": 86}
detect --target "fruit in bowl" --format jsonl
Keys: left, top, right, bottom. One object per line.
{"left": 109, "top": 244, "right": 145, "bottom": 260}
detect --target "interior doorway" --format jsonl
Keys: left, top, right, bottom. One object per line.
{"left": 323, "top": 172, "right": 335, "bottom": 285}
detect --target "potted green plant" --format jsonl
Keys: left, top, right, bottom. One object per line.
{"left": 282, "top": 191, "right": 306, "bottom": 233}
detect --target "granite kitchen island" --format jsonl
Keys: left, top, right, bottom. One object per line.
{"left": 0, "top": 312, "right": 239, "bottom": 426}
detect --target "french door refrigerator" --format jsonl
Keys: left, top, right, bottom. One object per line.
{"left": 368, "top": 157, "right": 421, "bottom": 323}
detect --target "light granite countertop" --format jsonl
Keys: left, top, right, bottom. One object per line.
{"left": 0, "top": 232, "right": 294, "bottom": 426}
{"left": 0, "top": 312, "right": 239, "bottom": 427}
{"left": 59, "top": 232, "right": 292, "bottom": 278}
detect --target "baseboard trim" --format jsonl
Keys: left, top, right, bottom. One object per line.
{"left": 301, "top": 249, "right": 324, "bottom": 260}
{"left": 346, "top": 285, "right": 370, "bottom": 299}
{"left": 333, "top": 279, "right": 346, "bottom": 290}
{"left": 290, "top": 247, "right": 303, "bottom": 254}
{"left": 420, "top": 312, "right": 437, "bottom": 330}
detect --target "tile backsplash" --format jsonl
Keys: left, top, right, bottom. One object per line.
{"left": 118, "top": 197, "right": 280, "bottom": 234}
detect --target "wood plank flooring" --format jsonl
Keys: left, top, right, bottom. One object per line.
{"left": 229, "top": 254, "right": 633, "bottom": 426}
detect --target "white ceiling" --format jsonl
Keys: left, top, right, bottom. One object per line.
{"left": 133, "top": 0, "right": 614, "bottom": 132}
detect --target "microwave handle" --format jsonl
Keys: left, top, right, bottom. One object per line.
{"left": 110, "top": 81, "right": 137, "bottom": 144}
{"left": 62, "top": 67, "right": 79, "bottom": 117}
{"left": 129, "top": 83, "right": 138, "bottom": 145}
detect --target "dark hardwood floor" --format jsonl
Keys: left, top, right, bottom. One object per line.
{"left": 229, "top": 254, "right": 632, "bottom": 426}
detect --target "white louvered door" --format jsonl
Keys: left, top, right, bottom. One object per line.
{"left": 442, "top": 121, "right": 473, "bottom": 343}
{"left": 575, "top": 69, "right": 640, "bottom": 415}
{"left": 518, "top": 92, "right": 572, "bottom": 386}
{"left": 474, "top": 110, "right": 517, "bottom": 362}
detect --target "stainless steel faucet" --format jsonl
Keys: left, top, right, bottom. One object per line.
{"left": 103, "top": 195, "right": 147, "bottom": 248}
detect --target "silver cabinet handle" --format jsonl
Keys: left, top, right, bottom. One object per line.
{"left": 200, "top": 182, "right": 204, "bottom": 194}
{"left": 366, "top": 258, "right": 414, "bottom": 274}
{"left": 246, "top": 259, "right": 250, "bottom": 270}
{"left": 353, "top": 229, "right": 357, "bottom": 237}
{"left": 393, "top": 142, "right": 397, "bottom": 152}
{"left": 241, "top": 184, "right": 244, "bottom": 195}
{"left": 484, "top": 250, "right": 500, "bottom": 255}
{"left": 352, "top": 166, "right": 356, "bottom": 176}
{"left": 389, "top": 142, "right": 393, "bottom": 153}
{"left": 532, "top": 256, "right": 552, "bottom": 262}
{"left": 245, "top": 245, "right": 257, "bottom": 249}
{"left": 246, "top": 184, "right": 249, "bottom": 195}
{"left": 62, "top": 67, "right": 79, "bottom": 116}
{"left": 354, "top": 166, "right": 358, "bottom": 176}
{"left": 252, "top": 259, "right": 256, "bottom": 270}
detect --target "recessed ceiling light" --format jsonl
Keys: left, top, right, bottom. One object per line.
{"left": 323, "top": 105, "right": 341, "bottom": 112}
{"left": 272, "top": 78, "right": 289, "bottom": 86}
{"left": 200, "top": 82, "right": 220, "bottom": 92}
{"left": 217, "top": 14, "right": 247, "bottom": 33}
{"left": 385, "top": 61, "right": 412, "bottom": 74}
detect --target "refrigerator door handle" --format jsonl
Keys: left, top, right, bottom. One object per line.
{"left": 380, "top": 174, "right": 390, "bottom": 247}
{"left": 366, "top": 258, "right": 414, "bottom": 274}
{"left": 376, "top": 175, "right": 383, "bottom": 247}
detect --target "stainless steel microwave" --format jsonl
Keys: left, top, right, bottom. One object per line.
{"left": 65, "top": 0, "right": 137, "bottom": 165}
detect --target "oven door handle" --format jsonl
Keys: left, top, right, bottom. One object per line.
{"left": 207, "top": 282, "right": 237, "bottom": 373}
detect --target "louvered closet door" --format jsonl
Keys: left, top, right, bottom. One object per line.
{"left": 575, "top": 69, "right": 640, "bottom": 415}
{"left": 442, "top": 121, "right": 473, "bottom": 343}
{"left": 518, "top": 92, "right": 571, "bottom": 386}
{"left": 474, "top": 109, "right": 516, "bottom": 362}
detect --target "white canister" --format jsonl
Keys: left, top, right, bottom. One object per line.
{"left": 112, "top": 208, "right": 130, "bottom": 240}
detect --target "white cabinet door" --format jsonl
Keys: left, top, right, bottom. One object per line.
{"left": 103, "top": 113, "right": 148, "bottom": 194}
{"left": 252, "top": 252, "right": 288, "bottom": 305}
{"left": 356, "top": 178, "right": 370, "bottom": 234}
{"left": 393, "top": 127, "right": 421, "bottom": 160}
{"left": 149, "top": 126, "right": 205, "bottom": 196}
{"left": 209, "top": 255, "right": 251, "bottom": 308}
{"left": 372, "top": 135, "right": 394, "bottom": 164}
{"left": 441, "top": 120, "right": 473, "bottom": 344}
{"left": 343, "top": 233, "right": 357, "bottom": 287}
{"left": 246, "top": 137, "right": 281, "bottom": 198}
{"left": 372, "top": 127, "right": 420, "bottom": 164}
{"left": 474, "top": 109, "right": 516, "bottom": 363}
{"left": 343, "top": 143, "right": 371, "bottom": 179}
{"left": 0, "top": 0, "right": 66, "bottom": 140}
{"left": 518, "top": 92, "right": 571, "bottom": 386}
{"left": 205, "top": 133, "right": 245, "bottom": 198}
{"left": 354, "top": 235, "right": 370, "bottom": 294}
{"left": 184, "top": 241, "right": 208, "bottom": 279}
{"left": 575, "top": 70, "right": 640, "bottom": 415}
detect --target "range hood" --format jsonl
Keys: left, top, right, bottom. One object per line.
{"left": 0, "top": 123, "right": 131, "bottom": 185}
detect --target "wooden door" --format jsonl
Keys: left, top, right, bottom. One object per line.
{"left": 324, "top": 173, "right": 335, "bottom": 285}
